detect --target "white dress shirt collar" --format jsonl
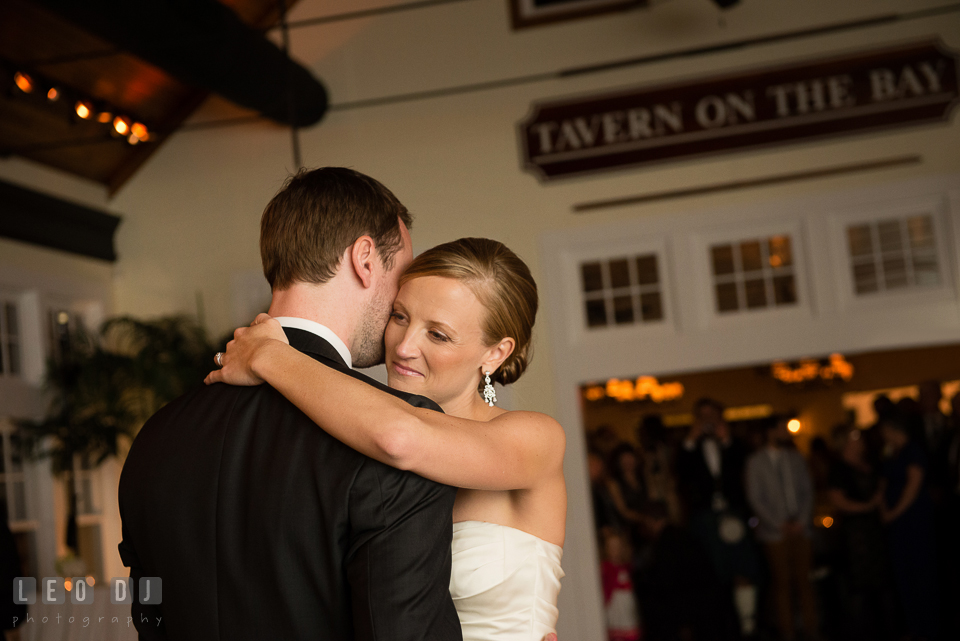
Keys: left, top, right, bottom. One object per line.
{"left": 274, "top": 317, "right": 352, "bottom": 369}
{"left": 702, "top": 438, "right": 722, "bottom": 478}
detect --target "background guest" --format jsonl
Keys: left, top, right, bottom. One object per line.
{"left": 633, "top": 501, "right": 734, "bottom": 641}
{"left": 881, "top": 416, "right": 940, "bottom": 640}
{"left": 940, "top": 392, "right": 960, "bottom": 639}
{"left": 637, "top": 414, "right": 681, "bottom": 523}
{"left": 827, "top": 426, "right": 894, "bottom": 641}
{"left": 608, "top": 443, "right": 647, "bottom": 549}
{"left": 895, "top": 397, "right": 925, "bottom": 449}
{"left": 676, "top": 397, "right": 759, "bottom": 638}
{"left": 918, "top": 381, "right": 948, "bottom": 456}
{"left": 602, "top": 529, "right": 642, "bottom": 641}
{"left": 590, "top": 425, "right": 623, "bottom": 459}
{"left": 590, "top": 449, "right": 626, "bottom": 536}
{"left": 745, "top": 416, "right": 819, "bottom": 641}
{"left": 865, "top": 395, "right": 897, "bottom": 466}
{"left": 807, "top": 435, "right": 833, "bottom": 515}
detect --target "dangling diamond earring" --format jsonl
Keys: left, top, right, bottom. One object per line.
{"left": 482, "top": 371, "right": 497, "bottom": 407}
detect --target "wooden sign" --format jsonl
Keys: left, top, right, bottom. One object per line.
{"left": 510, "top": 0, "right": 642, "bottom": 30}
{"left": 519, "top": 41, "right": 960, "bottom": 180}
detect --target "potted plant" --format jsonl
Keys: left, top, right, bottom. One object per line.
{"left": 16, "top": 315, "right": 218, "bottom": 556}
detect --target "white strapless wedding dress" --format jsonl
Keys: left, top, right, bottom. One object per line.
{"left": 450, "top": 521, "right": 564, "bottom": 641}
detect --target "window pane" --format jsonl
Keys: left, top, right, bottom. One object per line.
{"left": 740, "top": 240, "right": 763, "bottom": 272}
{"left": 585, "top": 299, "right": 607, "bottom": 327}
{"left": 882, "top": 255, "right": 908, "bottom": 289}
{"left": 847, "top": 225, "right": 873, "bottom": 257}
{"left": 773, "top": 275, "right": 797, "bottom": 305}
{"left": 853, "top": 262, "right": 879, "bottom": 294}
{"left": 4, "top": 303, "right": 17, "bottom": 337}
{"left": 613, "top": 295, "right": 634, "bottom": 324}
{"left": 877, "top": 220, "right": 903, "bottom": 253}
{"left": 77, "top": 524, "right": 104, "bottom": 583}
{"left": 636, "top": 255, "right": 659, "bottom": 286}
{"left": 906, "top": 215, "right": 935, "bottom": 250}
{"left": 912, "top": 252, "right": 940, "bottom": 286}
{"left": 609, "top": 259, "right": 631, "bottom": 289}
{"left": 744, "top": 278, "right": 767, "bottom": 308}
{"left": 12, "top": 482, "right": 26, "bottom": 521}
{"left": 80, "top": 478, "right": 95, "bottom": 514}
{"left": 716, "top": 282, "right": 739, "bottom": 312}
{"left": 9, "top": 434, "right": 21, "bottom": 473}
{"left": 7, "top": 342, "right": 19, "bottom": 376}
{"left": 581, "top": 262, "right": 604, "bottom": 293}
{"left": 768, "top": 236, "right": 793, "bottom": 268}
{"left": 711, "top": 245, "right": 735, "bottom": 276}
{"left": 640, "top": 292, "right": 663, "bottom": 321}
{"left": 77, "top": 525, "right": 103, "bottom": 583}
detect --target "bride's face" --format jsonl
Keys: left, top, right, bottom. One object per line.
{"left": 384, "top": 275, "right": 493, "bottom": 406}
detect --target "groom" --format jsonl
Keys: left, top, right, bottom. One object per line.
{"left": 118, "top": 168, "right": 462, "bottom": 640}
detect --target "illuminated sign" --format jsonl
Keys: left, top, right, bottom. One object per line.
{"left": 583, "top": 376, "right": 684, "bottom": 403}
{"left": 771, "top": 353, "right": 854, "bottom": 385}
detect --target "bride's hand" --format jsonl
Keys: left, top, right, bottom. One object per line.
{"left": 204, "top": 314, "right": 289, "bottom": 386}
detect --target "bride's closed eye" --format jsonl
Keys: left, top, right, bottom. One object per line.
{"left": 390, "top": 311, "right": 408, "bottom": 324}
{"left": 428, "top": 329, "right": 450, "bottom": 343}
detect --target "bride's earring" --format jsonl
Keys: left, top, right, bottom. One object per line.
{"left": 482, "top": 371, "right": 497, "bottom": 407}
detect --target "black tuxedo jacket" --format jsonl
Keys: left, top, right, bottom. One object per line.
{"left": 675, "top": 436, "right": 748, "bottom": 515}
{"left": 118, "top": 328, "right": 462, "bottom": 641}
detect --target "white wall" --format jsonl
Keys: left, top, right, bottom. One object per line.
{"left": 3, "top": 1, "right": 960, "bottom": 638}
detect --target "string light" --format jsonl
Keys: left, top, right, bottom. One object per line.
{"left": 75, "top": 101, "right": 93, "bottom": 119}
{"left": 787, "top": 418, "right": 801, "bottom": 433}
{"left": 8, "top": 68, "right": 151, "bottom": 145}
{"left": 13, "top": 72, "right": 34, "bottom": 93}
{"left": 113, "top": 116, "right": 130, "bottom": 136}
{"left": 131, "top": 122, "right": 148, "bottom": 141}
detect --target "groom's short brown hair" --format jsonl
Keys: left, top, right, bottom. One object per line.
{"left": 260, "top": 167, "right": 413, "bottom": 290}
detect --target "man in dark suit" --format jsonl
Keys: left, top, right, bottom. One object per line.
{"left": 675, "top": 397, "right": 758, "bottom": 638}
{"left": 118, "top": 168, "right": 462, "bottom": 641}
{"left": 675, "top": 398, "right": 748, "bottom": 517}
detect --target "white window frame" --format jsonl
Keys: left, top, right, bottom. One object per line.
{"left": 557, "top": 234, "right": 677, "bottom": 348}
{"left": 0, "top": 296, "right": 23, "bottom": 380}
{"left": 690, "top": 218, "right": 813, "bottom": 330}
{"left": 827, "top": 194, "right": 956, "bottom": 312}
{"left": 579, "top": 252, "right": 667, "bottom": 329}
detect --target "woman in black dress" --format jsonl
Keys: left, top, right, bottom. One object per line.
{"left": 828, "top": 427, "right": 894, "bottom": 640}
{"left": 609, "top": 443, "right": 647, "bottom": 549}
{"left": 881, "top": 417, "right": 940, "bottom": 640}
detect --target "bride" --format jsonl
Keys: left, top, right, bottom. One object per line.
{"left": 207, "top": 237, "right": 567, "bottom": 641}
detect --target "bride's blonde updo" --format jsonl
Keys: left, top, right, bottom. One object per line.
{"left": 399, "top": 238, "right": 538, "bottom": 385}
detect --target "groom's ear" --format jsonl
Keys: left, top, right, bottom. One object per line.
{"left": 349, "top": 236, "right": 377, "bottom": 289}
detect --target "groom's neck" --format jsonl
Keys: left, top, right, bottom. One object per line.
{"left": 267, "top": 281, "right": 358, "bottom": 353}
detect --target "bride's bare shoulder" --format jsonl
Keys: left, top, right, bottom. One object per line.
{"left": 497, "top": 411, "right": 566, "bottom": 456}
